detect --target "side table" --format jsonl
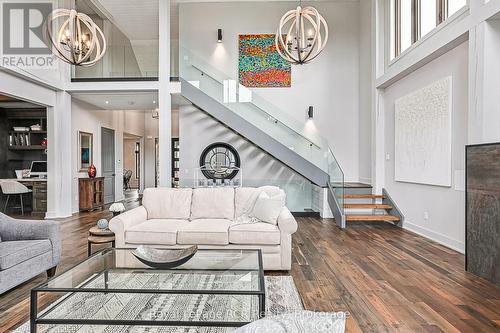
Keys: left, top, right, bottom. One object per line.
{"left": 88, "top": 226, "right": 115, "bottom": 256}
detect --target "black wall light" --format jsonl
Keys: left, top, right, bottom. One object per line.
{"left": 307, "top": 106, "right": 314, "bottom": 119}
{"left": 217, "top": 29, "right": 223, "bottom": 43}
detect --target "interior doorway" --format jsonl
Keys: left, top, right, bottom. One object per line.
{"left": 123, "top": 133, "right": 142, "bottom": 199}
{"left": 101, "top": 127, "right": 115, "bottom": 204}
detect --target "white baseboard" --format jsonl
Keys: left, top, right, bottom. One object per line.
{"left": 45, "top": 211, "right": 72, "bottom": 219}
{"left": 403, "top": 220, "right": 465, "bottom": 253}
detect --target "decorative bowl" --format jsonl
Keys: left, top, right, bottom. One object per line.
{"left": 132, "top": 245, "right": 198, "bottom": 269}
{"left": 96, "top": 218, "right": 109, "bottom": 229}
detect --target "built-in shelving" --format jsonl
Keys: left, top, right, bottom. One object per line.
{"left": 0, "top": 109, "right": 48, "bottom": 179}
{"left": 172, "top": 138, "right": 179, "bottom": 188}
{"left": 6, "top": 111, "right": 47, "bottom": 151}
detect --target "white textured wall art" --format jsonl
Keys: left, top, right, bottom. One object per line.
{"left": 394, "top": 76, "right": 452, "bottom": 187}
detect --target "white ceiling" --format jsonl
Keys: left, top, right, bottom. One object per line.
{"left": 91, "top": 0, "right": 354, "bottom": 42}
{"left": 71, "top": 92, "right": 190, "bottom": 110}
{"left": 72, "top": 92, "right": 159, "bottom": 110}
{"left": 91, "top": 0, "right": 160, "bottom": 40}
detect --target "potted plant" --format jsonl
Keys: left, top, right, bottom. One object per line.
{"left": 109, "top": 202, "right": 126, "bottom": 216}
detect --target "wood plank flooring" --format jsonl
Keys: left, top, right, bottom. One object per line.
{"left": 1, "top": 202, "right": 500, "bottom": 332}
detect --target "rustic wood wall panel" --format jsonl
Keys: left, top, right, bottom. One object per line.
{"left": 466, "top": 143, "right": 500, "bottom": 286}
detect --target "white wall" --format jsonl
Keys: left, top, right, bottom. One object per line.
{"left": 382, "top": 42, "right": 468, "bottom": 252}
{"left": 74, "top": 16, "right": 142, "bottom": 78}
{"left": 179, "top": 105, "right": 313, "bottom": 212}
{"left": 179, "top": 1, "right": 367, "bottom": 182}
{"left": 143, "top": 111, "right": 159, "bottom": 188}
{"left": 468, "top": 20, "right": 500, "bottom": 144}
{"left": 359, "top": 0, "right": 373, "bottom": 183}
{"left": 71, "top": 99, "right": 154, "bottom": 212}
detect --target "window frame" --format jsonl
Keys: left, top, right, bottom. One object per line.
{"left": 392, "top": 0, "right": 460, "bottom": 59}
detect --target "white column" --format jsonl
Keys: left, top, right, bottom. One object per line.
{"left": 371, "top": 0, "right": 386, "bottom": 193}
{"left": 468, "top": 20, "right": 500, "bottom": 144}
{"left": 158, "top": 0, "right": 171, "bottom": 187}
{"left": 372, "top": 89, "right": 385, "bottom": 193}
{"left": 46, "top": 91, "right": 73, "bottom": 218}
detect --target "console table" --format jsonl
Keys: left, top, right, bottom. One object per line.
{"left": 79, "top": 177, "right": 104, "bottom": 212}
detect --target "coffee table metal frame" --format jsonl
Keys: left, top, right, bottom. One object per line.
{"left": 30, "top": 248, "right": 265, "bottom": 332}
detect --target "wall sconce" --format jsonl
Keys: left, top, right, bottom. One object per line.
{"left": 307, "top": 106, "right": 314, "bottom": 119}
{"left": 217, "top": 29, "right": 223, "bottom": 43}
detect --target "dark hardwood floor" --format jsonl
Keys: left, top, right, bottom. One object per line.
{"left": 1, "top": 202, "right": 500, "bottom": 332}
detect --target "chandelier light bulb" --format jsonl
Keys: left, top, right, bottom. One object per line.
{"left": 44, "top": 9, "right": 106, "bottom": 67}
{"left": 275, "top": 6, "right": 328, "bottom": 65}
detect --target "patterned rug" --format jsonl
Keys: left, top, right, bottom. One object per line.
{"left": 13, "top": 275, "right": 303, "bottom": 333}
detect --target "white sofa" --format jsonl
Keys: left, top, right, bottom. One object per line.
{"left": 109, "top": 186, "right": 298, "bottom": 270}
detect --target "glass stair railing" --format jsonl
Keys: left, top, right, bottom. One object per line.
{"left": 180, "top": 48, "right": 345, "bottom": 221}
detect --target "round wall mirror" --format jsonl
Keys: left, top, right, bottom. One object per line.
{"left": 199, "top": 142, "right": 240, "bottom": 180}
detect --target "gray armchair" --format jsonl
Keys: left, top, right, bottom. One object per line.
{"left": 0, "top": 213, "right": 61, "bottom": 294}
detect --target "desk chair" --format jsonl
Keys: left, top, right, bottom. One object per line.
{"left": 123, "top": 170, "right": 133, "bottom": 190}
{"left": 0, "top": 181, "right": 32, "bottom": 215}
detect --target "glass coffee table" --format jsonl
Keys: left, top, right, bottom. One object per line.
{"left": 30, "top": 248, "right": 265, "bottom": 332}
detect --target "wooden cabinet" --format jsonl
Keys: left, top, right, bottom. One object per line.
{"left": 79, "top": 177, "right": 104, "bottom": 211}
{"left": 466, "top": 143, "right": 500, "bottom": 285}
{"left": 4, "top": 179, "right": 48, "bottom": 214}
{"left": 32, "top": 181, "right": 47, "bottom": 213}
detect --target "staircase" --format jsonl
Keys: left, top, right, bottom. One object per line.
{"left": 342, "top": 184, "right": 403, "bottom": 225}
{"left": 179, "top": 48, "right": 401, "bottom": 228}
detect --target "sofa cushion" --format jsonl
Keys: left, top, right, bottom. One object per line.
{"left": 190, "top": 188, "right": 235, "bottom": 220}
{"left": 234, "top": 187, "right": 261, "bottom": 219}
{"left": 126, "top": 219, "right": 189, "bottom": 245}
{"left": 142, "top": 188, "right": 193, "bottom": 220}
{"left": 249, "top": 192, "right": 286, "bottom": 225}
{"left": 259, "top": 186, "right": 285, "bottom": 201}
{"left": 229, "top": 222, "right": 281, "bottom": 245}
{"left": 0, "top": 240, "right": 51, "bottom": 270}
{"left": 177, "top": 219, "right": 232, "bottom": 245}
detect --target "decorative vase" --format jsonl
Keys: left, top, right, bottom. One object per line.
{"left": 88, "top": 164, "right": 96, "bottom": 178}
{"left": 97, "top": 219, "right": 109, "bottom": 229}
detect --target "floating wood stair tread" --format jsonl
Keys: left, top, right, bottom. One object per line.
{"left": 346, "top": 215, "right": 400, "bottom": 222}
{"left": 344, "top": 194, "right": 385, "bottom": 199}
{"left": 344, "top": 204, "right": 393, "bottom": 209}
{"left": 340, "top": 182, "right": 373, "bottom": 189}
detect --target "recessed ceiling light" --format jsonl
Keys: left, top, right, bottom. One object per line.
{"left": 153, "top": 100, "right": 156, "bottom": 104}
{"left": 105, "top": 100, "right": 109, "bottom": 104}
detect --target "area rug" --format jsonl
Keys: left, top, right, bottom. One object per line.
{"left": 13, "top": 275, "right": 306, "bottom": 333}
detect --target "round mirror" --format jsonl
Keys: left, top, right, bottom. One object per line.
{"left": 199, "top": 143, "right": 240, "bottom": 180}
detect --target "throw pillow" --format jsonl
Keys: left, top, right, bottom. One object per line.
{"left": 249, "top": 192, "right": 285, "bottom": 225}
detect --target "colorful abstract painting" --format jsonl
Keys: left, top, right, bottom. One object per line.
{"left": 239, "top": 34, "right": 291, "bottom": 88}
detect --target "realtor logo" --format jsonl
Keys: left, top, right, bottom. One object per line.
{"left": 1, "top": 2, "right": 56, "bottom": 68}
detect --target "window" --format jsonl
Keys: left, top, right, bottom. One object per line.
{"left": 448, "top": 0, "right": 466, "bottom": 16}
{"left": 420, "top": 0, "right": 437, "bottom": 37}
{"left": 391, "top": 0, "right": 467, "bottom": 59}
{"left": 400, "top": 0, "right": 413, "bottom": 53}
{"left": 135, "top": 142, "right": 140, "bottom": 180}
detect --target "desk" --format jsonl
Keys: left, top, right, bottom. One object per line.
{"left": 0, "top": 178, "right": 47, "bottom": 213}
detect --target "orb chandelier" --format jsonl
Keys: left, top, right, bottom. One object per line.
{"left": 275, "top": 5, "right": 328, "bottom": 65}
{"left": 44, "top": 9, "right": 106, "bottom": 66}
